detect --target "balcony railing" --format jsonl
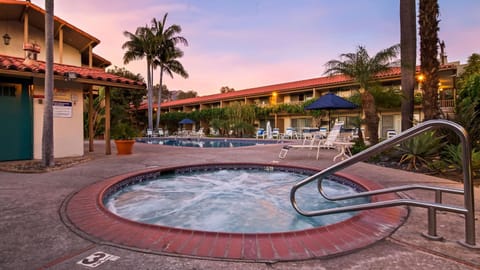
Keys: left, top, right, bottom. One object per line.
{"left": 439, "top": 99, "right": 455, "bottom": 108}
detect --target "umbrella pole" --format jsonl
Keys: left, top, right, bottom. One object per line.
{"left": 328, "top": 110, "right": 331, "bottom": 131}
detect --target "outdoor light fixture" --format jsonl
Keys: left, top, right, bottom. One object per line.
{"left": 3, "top": 33, "right": 11, "bottom": 45}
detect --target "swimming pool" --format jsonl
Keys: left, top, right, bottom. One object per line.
{"left": 136, "top": 137, "right": 280, "bottom": 147}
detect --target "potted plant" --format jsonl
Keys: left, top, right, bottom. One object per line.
{"left": 111, "top": 122, "right": 138, "bottom": 155}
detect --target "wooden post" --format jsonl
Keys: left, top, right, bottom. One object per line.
{"left": 89, "top": 45, "right": 93, "bottom": 68}
{"left": 104, "top": 86, "right": 111, "bottom": 155}
{"left": 59, "top": 26, "right": 63, "bottom": 63}
{"left": 24, "top": 11, "right": 28, "bottom": 44}
{"left": 88, "top": 86, "right": 94, "bottom": 152}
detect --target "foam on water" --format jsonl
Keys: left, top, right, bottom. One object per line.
{"left": 105, "top": 169, "right": 367, "bottom": 233}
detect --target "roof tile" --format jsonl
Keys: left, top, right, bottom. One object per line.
{"left": 146, "top": 64, "right": 455, "bottom": 110}
{"left": 0, "top": 54, "right": 145, "bottom": 87}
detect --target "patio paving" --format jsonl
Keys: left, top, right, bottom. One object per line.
{"left": 0, "top": 140, "right": 479, "bottom": 269}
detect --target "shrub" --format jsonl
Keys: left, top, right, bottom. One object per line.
{"left": 350, "top": 139, "right": 367, "bottom": 155}
{"left": 397, "top": 131, "right": 446, "bottom": 171}
{"left": 443, "top": 143, "right": 480, "bottom": 176}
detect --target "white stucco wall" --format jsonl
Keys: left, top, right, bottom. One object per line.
{"left": 1, "top": 20, "right": 82, "bottom": 66}
{"left": 32, "top": 78, "right": 84, "bottom": 159}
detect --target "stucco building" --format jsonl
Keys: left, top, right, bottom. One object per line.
{"left": 0, "top": 0, "right": 144, "bottom": 161}
{"left": 151, "top": 64, "right": 458, "bottom": 138}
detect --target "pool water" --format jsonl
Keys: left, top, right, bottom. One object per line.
{"left": 105, "top": 168, "right": 368, "bottom": 233}
{"left": 137, "top": 138, "right": 278, "bottom": 147}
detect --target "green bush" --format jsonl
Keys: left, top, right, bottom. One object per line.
{"left": 350, "top": 139, "right": 367, "bottom": 155}
{"left": 443, "top": 143, "right": 480, "bottom": 176}
{"left": 111, "top": 122, "right": 138, "bottom": 140}
{"left": 397, "top": 131, "right": 446, "bottom": 171}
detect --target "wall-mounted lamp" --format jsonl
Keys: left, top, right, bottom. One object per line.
{"left": 3, "top": 33, "right": 11, "bottom": 45}
{"left": 64, "top": 72, "right": 78, "bottom": 81}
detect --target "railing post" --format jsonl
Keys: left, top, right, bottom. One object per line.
{"left": 422, "top": 190, "right": 443, "bottom": 240}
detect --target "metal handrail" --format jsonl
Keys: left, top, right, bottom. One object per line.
{"left": 290, "top": 119, "right": 478, "bottom": 248}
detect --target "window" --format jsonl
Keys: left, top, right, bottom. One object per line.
{"left": 291, "top": 118, "right": 312, "bottom": 129}
{"left": 0, "top": 84, "right": 18, "bottom": 97}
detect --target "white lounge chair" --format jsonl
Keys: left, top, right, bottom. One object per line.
{"left": 284, "top": 127, "right": 298, "bottom": 139}
{"left": 278, "top": 134, "right": 322, "bottom": 159}
{"left": 386, "top": 129, "right": 397, "bottom": 139}
{"left": 256, "top": 128, "right": 265, "bottom": 139}
{"left": 279, "top": 122, "right": 344, "bottom": 159}
{"left": 272, "top": 128, "right": 280, "bottom": 139}
{"left": 194, "top": 128, "right": 205, "bottom": 137}
{"left": 314, "top": 121, "right": 344, "bottom": 159}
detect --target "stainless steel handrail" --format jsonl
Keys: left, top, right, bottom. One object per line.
{"left": 290, "top": 119, "right": 478, "bottom": 248}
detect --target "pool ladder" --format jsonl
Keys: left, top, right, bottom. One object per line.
{"left": 290, "top": 119, "right": 478, "bottom": 249}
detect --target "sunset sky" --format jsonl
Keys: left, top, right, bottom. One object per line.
{"left": 32, "top": 0, "right": 480, "bottom": 96}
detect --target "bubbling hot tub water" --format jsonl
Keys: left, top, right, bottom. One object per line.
{"left": 104, "top": 165, "right": 368, "bottom": 233}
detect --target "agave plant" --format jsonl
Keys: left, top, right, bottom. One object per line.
{"left": 397, "top": 131, "right": 446, "bottom": 170}
{"left": 443, "top": 144, "right": 480, "bottom": 176}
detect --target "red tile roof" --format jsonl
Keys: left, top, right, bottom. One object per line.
{"left": 0, "top": 54, "right": 145, "bottom": 88}
{"left": 141, "top": 64, "right": 455, "bottom": 111}
{"left": 138, "top": 67, "right": 401, "bottom": 110}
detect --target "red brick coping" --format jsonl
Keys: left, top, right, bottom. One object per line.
{"left": 64, "top": 164, "right": 407, "bottom": 262}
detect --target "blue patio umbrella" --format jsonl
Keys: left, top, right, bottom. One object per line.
{"left": 304, "top": 92, "right": 358, "bottom": 129}
{"left": 179, "top": 118, "right": 195, "bottom": 125}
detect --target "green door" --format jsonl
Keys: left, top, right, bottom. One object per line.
{"left": 0, "top": 79, "right": 33, "bottom": 161}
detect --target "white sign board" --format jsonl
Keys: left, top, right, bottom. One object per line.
{"left": 53, "top": 101, "right": 72, "bottom": 118}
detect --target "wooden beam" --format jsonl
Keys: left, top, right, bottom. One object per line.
{"left": 88, "top": 86, "right": 94, "bottom": 152}
{"left": 79, "top": 41, "right": 94, "bottom": 53}
{"left": 23, "top": 11, "right": 29, "bottom": 44}
{"left": 104, "top": 86, "right": 111, "bottom": 155}
{"left": 55, "top": 23, "right": 65, "bottom": 37}
{"left": 88, "top": 45, "right": 92, "bottom": 68}
{"left": 58, "top": 25, "right": 64, "bottom": 64}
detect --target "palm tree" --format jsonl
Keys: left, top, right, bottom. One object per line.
{"left": 151, "top": 14, "right": 189, "bottom": 130}
{"left": 42, "top": 0, "right": 54, "bottom": 167}
{"left": 419, "top": 0, "right": 441, "bottom": 120}
{"left": 325, "top": 45, "right": 399, "bottom": 144}
{"left": 400, "top": 0, "right": 416, "bottom": 131}
{"left": 122, "top": 25, "right": 156, "bottom": 131}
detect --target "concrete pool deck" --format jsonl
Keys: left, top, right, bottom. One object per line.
{"left": 1, "top": 140, "right": 479, "bottom": 269}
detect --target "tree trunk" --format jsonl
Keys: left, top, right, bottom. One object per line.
{"left": 361, "top": 90, "right": 379, "bottom": 144}
{"left": 147, "top": 60, "right": 153, "bottom": 131}
{"left": 400, "top": 0, "right": 416, "bottom": 130}
{"left": 419, "top": 0, "right": 440, "bottom": 120}
{"left": 104, "top": 86, "right": 111, "bottom": 155}
{"left": 155, "top": 66, "right": 164, "bottom": 130}
{"left": 42, "top": 0, "right": 54, "bottom": 167}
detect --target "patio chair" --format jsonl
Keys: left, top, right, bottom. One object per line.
{"left": 256, "top": 128, "right": 265, "bottom": 139}
{"left": 194, "top": 128, "right": 205, "bottom": 137}
{"left": 386, "top": 129, "right": 397, "bottom": 139}
{"left": 146, "top": 129, "right": 153, "bottom": 138}
{"left": 279, "top": 122, "right": 344, "bottom": 159}
{"left": 157, "top": 128, "right": 164, "bottom": 137}
{"left": 313, "top": 121, "right": 344, "bottom": 159}
{"left": 278, "top": 134, "right": 322, "bottom": 159}
{"left": 318, "top": 122, "right": 343, "bottom": 147}
{"left": 318, "top": 127, "right": 328, "bottom": 138}
{"left": 284, "top": 127, "right": 298, "bottom": 139}
{"left": 272, "top": 128, "right": 280, "bottom": 139}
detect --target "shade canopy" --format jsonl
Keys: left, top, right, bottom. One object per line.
{"left": 304, "top": 92, "right": 358, "bottom": 110}
{"left": 179, "top": 118, "right": 195, "bottom": 125}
